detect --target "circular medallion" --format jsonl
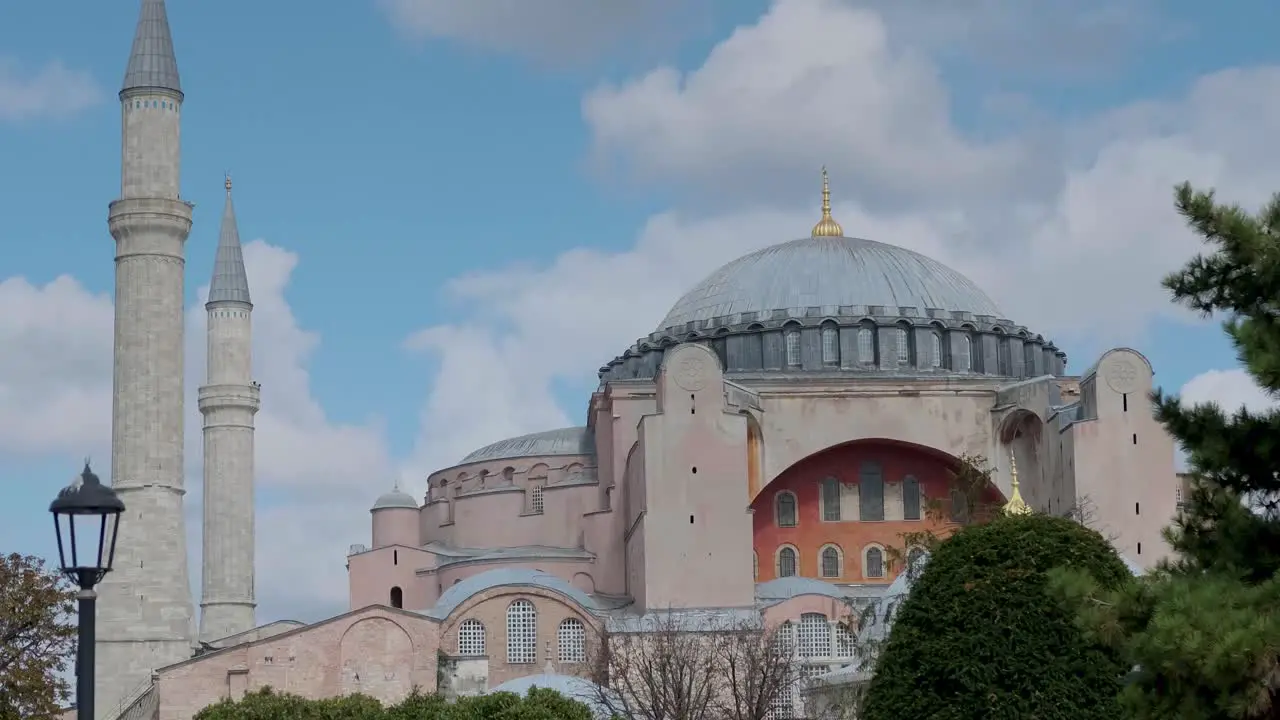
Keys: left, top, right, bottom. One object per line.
{"left": 673, "top": 355, "right": 708, "bottom": 391}
{"left": 1105, "top": 357, "right": 1140, "bottom": 394}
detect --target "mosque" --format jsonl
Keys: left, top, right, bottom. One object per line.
{"left": 94, "top": 2, "right": 1178, "bottom": 719}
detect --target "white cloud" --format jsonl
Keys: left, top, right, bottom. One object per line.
{"left": 0, "top": 58, "right": 101, "bottom": 122}
{"left": 1179, "top": 369, "right": 1277, "bottom": 414}
{"left": 0, "top": 239, "right": 389, "bottom": 620}
{"left": 377, "top": 0, "right": 702, "bottom": 63}
{"left": 401, "top": 0, "right": 1280, "bottom": 488}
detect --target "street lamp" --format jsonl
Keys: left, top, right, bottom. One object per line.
{"left": 50, "top": 462, "right": 125, "bottom": 720}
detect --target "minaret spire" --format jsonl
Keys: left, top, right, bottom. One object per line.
{"left": 121, "top": 0, "right": 182, "bottom": 98}
{"left": 208, "top": 174, "right": 252, "bottom": 306}
{"left": 199, "top": 175, "right": 260, "bottom": 643}
{"left": 810, "top": 166, "right": 844, "bottom": 237}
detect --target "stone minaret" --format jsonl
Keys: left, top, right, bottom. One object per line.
{"left": 198, "top": 176, "right": 260, "bottom": 643}
{"left": 97, "top": 0, "right": 195, "bottom": 714}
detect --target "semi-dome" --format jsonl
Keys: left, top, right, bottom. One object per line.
{"left": 658, "top": 235, "right": 1003, "bottom": 332}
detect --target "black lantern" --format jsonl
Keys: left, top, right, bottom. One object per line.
{"left": 50, "top": 462, "right": 125, "bottom": 590}
{"left": 50, "top": 462, "right": 124, "bottom": 720}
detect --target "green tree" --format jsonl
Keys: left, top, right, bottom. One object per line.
{"left": 1055, "top": 184, "right": 1280, "bottom": 720}
{"left": 861, "top": 513, "right": 1131, "bottom": 720}
{"left": 0, "top": 553, "right": 76, "bottom": 720}
{"left": 192, "top": 685, "right": 595, "bottom": 720}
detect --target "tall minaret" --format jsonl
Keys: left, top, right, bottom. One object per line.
{"left": 198, "top": 176, "right": 260, "bottom": 643}
{"left": 97, "top": 0, "right": 195, "bottom": 715}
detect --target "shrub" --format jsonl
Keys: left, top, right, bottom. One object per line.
{"left": 861, "top": 513, "right": 1131, "bottom": 720}
{"left": 193, "top": 685, "right": 593, "bottom": 720}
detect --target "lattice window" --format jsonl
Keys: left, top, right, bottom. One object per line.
{"left": 777, "top": 547, "right": 797, "bottom": 577}
{"left": 820, "top": 478, "right": 841, "bottom": 521}
{"left": 506, "top": 599, "right": 537, "bottom": 664}
{"left": 557, "top": 618, "right": 586, "bottom": 663}
{"left": 902, "top": 475, "right": 921, "bottom": 520}
{"left": 776, "top": 492, "right": 797, "bottom": 527}
{"left": 865, "top": 547, "right": 885, "bottom": 579}
{"left": 797, "top": 613, "right": 832, "bottom": 658}
{"left": 768, "top": 678, "right": 796, "bottom": 720}
{"left": 895, "top": 327, "right": 910, "bottom": 364}
{"left": 820, "top": 546, "right": 841, "bottom": 578}
{"left": 835, "top": 623, "right": 855, "bottom": 657}
{"left": 785, "top": 329, "right": 801, "bottom": 367}
{"left": 857, "top": 327, "right": 875, "bottom": 364}
{"left": 821, "top": 324, "right": 839, "bottom": 365}
{"left": 457, "top": 618, "right": 486, "bottom": 657}
{"left": 530, "top": 484, "right": 545, "bottom": 514}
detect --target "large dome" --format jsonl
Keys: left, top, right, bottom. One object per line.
{"left": 657, "top": 236, "right": 1003, "bottom": 332}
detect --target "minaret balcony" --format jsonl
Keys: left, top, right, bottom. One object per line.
{"left": 198, "top": 383, "right": 261, "bottom": 414}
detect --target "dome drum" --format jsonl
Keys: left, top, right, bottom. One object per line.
{"left": 599, "top": 314, "right": 1066, "bottom": 382}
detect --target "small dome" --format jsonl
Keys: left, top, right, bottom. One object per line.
{"left": 371, "top": 487, "right": 418, "bottom": 511}
{"left": 657, "top": 236, "right": 1003, "bottom": 332}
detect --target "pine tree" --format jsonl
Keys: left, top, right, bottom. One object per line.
{"left": 1057, "top": 183, "right": 1280, "bottom": 720}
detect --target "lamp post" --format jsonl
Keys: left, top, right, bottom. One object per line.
{"left": 50, "top": 462, "right": 125, "bottom": 720}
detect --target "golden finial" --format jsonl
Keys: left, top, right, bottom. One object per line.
{"left": 1003, "top": 452, "right": 1032, "bottom": 516}
{"left": 810, "top": 166, "right": 844, "bottom": 237}
{"left": 224, "top": 173, "right": 232, "bottom": 192}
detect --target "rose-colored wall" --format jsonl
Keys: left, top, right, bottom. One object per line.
{"left": 348, "top": 545, "right": 435, "bottom": 612}
{"left": 437, "top": 586, "right": 600, "bottom": 687}
{"left": 752, "top": 441, "right": 999, "bottom": 584}
{"left": 157, "top": 608, "right": 439, "bottom": 720}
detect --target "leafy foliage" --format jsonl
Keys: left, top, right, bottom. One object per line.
{"left": 1054, "top": 183, "right": 1280, "bottom": 719}
{"left": 193, "top": 686, "right": 594, "bottom": 720}
{"left": 861, "top": 513, "right": 1131, "bottom": 720}
{"left": 886, "top": 453, "right": 998, "bottom": 571}
{"left": 0, "top": 553, "right": 76, "bottom": 720}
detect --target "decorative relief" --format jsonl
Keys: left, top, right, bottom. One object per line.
{"left": 673, "top": 354, "right": 707, "bottom": 391}
{"left": 1105, "top": 357, "right": 1140, "bottom": 394}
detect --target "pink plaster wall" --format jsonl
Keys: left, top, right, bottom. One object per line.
{"left": 156, "top": 607, "right": 439, "bottom": 720}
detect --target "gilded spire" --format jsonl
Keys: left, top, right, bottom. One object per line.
{"left": 1003, "top": 453, "right": 1032, "bottom": 516}
{"left": 810, "top": 167, "right": 844, "bottom": 237}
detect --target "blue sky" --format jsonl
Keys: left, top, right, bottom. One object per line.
{"left": 2, "top": 0, "right": 1278, "bottom": 621}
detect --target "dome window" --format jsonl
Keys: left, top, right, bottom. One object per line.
{"left": 784, "top": 328, "right": 801, "bottom": 367}
{"left": 857, "top": 325, "right": 876, "bottom": 365}
{"left": 820, "top": 323, "right": 839, "bottom": 366}
{"left": 930, "top": 331, "right": 943, "bottom": 368}
{"left": 960, "top": 334, "right": 973, "bottom": 371}
{"left": 895, "top": 326, "right": 912, "bottom": 366}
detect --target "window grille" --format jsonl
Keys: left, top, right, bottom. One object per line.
{"left": 778, "top": 547, "right": 798, "bottom": 577}
{"left": 457, "top": 619, "right": 485, "bottom": 657}
{"left": 557, "top": 618, "right": 586, "bottom": 663}
{"left": 821, "top": 325, "right": 839, "bottom": 365}
{"left": 776, "top": 492, "right": 797, "bottom": 527}
{"left": 785, "top": 330, "right": 801, "bottom": 367}
{"left": 506, "top": 600, "right": 537, "bottom": 664}
{"left": 797, "top": 613, "right": 832, "bottom": 658}
{"left": 865, "top": 547, "right": 885, "bottom": 578}
{"left": 821, "top": 547, "right": 840, "bottom": 578}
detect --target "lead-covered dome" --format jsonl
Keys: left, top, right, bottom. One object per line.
{"left": 658, "top": 236, "right": 1002, "bottom": 333}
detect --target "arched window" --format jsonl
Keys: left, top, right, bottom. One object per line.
{"left": 857, "top": 326, "right": 876, "bottom": 365}
{"left": 907, "top": 547, "right": 926, "bottom": 570}
{"left": 776, "top": 492, "right": 798, "bottom": 528}
{"left": 859, "top": 461, "right": 885, "bottom": 521}
{"left": 960, "top": 333, "right": 973, "bottom": 371}
{"left": 895, "top": 327, "right": 911, "bottom": 365}
{"left": 784, "top": 328, "right": 802, "bottom": 367}
{"left": 902, "top": 475, "right": 921, "bottom": 521}
{"left": 1023, "top": 342, "right": 1037, "bottom": 376}
{"left": 820, "top": 477, "right": 841, "bottom": 521}
{"left": 864, "top": 547, "right": 885, "bottom": 579}
{"left": 529, "top": 484, "right": 545, "bottom": 514}
{"left": 557, "top": 618, "right": 586, "bottom": 663}
{"left": 457, "top": 618, "right": 486, "bottom": 656}
{"left": 506, "top": 599, "right": 537, "bottom": 664}
{"left": 821, "top": 323, "right": 839, "bottom": 365}
{"left": 820, "top": 546, "right": 841, "bottom": 578}
{"left": 777, "top": 546, "right": 798, "bottom": 577}
{"left": 996, "top": 331, "right": 1012, "bottom": 375}
{"left": 930, "top": 331, "right": 943, "bottom": 368}
{"left": 389, "top": 586, "right": 403, "bottom": 608}
{"left": 797, "top": 613, "right": 832, "bottom": 658}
